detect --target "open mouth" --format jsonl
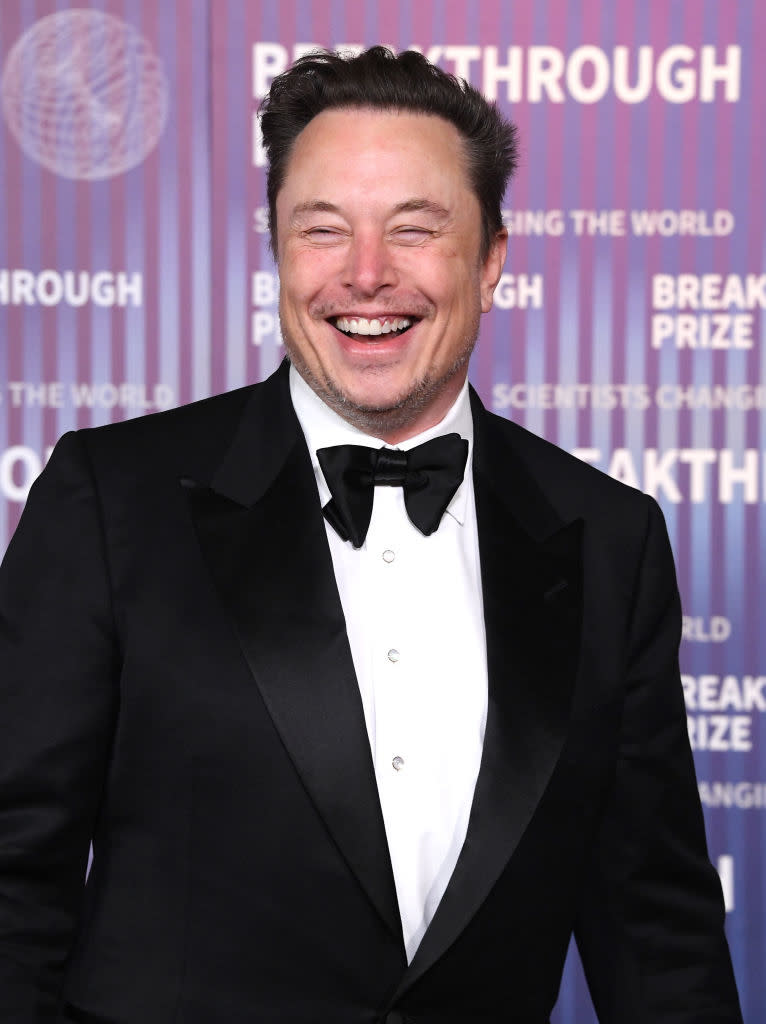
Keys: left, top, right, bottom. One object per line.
{"left": 331, "top": 315, "right": 418, "bottom": 338}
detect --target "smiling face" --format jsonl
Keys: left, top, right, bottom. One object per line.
{"left": 275, "top": 107, "right": 507, "bottom": 442}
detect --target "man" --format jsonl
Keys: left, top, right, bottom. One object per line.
{"left": 0, "top": 46, "right": 742, "bottom": 1023}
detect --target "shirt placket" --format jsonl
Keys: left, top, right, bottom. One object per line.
{"left": 365, "top": 487, "right": 416, "bottom": 790}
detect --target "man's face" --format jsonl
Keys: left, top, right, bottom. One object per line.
{"left": 275, "top": 107, "right": 507, "bottom": 441}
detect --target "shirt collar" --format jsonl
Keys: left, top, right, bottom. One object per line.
{"left": 289, "top": 363, "right": 474, "bottom": 526}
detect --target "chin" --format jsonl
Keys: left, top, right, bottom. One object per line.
{"left": 339, "top": 380, "right": 414, "bottom": 413}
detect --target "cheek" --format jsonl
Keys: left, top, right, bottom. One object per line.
{"left": 426, "top": 250, "right": 480, "bottom": 296}
{"left": 280, "top": 250, "right": 336, "bottom": 301}
{"left": 286, "top": 256, "right": 346, "bottom": 311}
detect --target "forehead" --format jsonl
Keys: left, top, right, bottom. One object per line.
{"left": 279, "top": 107, "right": 473, "bottom": 209}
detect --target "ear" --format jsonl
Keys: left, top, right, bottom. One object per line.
{"left": 479, "top": 228, "right": 508, "bottom": 313}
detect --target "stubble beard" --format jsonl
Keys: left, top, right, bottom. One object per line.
{"left": 281, "top": 316, "right": 480, "bottom": 438}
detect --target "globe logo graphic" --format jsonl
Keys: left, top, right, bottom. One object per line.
{"left": 1, "top": 9, "right": 168, "bottom": 180}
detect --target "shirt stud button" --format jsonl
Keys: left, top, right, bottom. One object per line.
{"left": 382, "top": 549, "right": 395, "bottom": 563}
{"left": 387, "top": 648, "right": 400, "bottom": 663}
{"left": 392, "top": 756, "right": 405, "bottom": 771}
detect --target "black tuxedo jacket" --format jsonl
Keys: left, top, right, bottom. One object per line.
{"left": 0, "top": 363, "right": 742, "bottom": 1023}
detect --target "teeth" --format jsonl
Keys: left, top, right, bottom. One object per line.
{"left": 334, "top": 316, "right": 412, "bottom": 335}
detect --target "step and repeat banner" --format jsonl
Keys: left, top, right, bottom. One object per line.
{"left": 1, "top": 1, "right": 764, "bottom": 1019}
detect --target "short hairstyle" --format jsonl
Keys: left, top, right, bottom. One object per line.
{"left": 259, "top": 45, "right": 519, "bottom": 259}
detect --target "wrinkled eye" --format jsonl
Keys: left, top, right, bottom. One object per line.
{"left": 303, "top": 226, "right": 345, "bottom": 242}
{"left": 392, "top": 225, "right": 433, "bottom": 243}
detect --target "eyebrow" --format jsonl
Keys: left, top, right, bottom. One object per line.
{"left": 289, "top": 198, "right": 451, "bottom": 220}
{"left": 290, "top": 201, "right": 341, "bottom": 219}
{"left": 391, "top": 198, "right": 451, "bottom": 218}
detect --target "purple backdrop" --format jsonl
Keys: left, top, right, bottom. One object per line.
{"left": 0, "top": 1, "right": 764, "bottom": 1019}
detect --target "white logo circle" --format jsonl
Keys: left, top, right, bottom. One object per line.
{"left": 1, "top": 9, "right": 169, "bottom": 180}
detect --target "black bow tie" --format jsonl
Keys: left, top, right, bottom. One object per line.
{"left": 316, "top": 433, "right": 469, "bottom": 549}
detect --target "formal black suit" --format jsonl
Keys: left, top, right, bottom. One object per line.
{"left": 0, "top": 361, "right": 742, "bottom": 1023}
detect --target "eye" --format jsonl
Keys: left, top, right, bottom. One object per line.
{"left": 303, "top": 226, "right": 346, "bottom": 243}
{"left": 391, "top": 225, "right": 434, "bottom": 244}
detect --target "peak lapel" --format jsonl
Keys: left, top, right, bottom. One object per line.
{"left": 394, "top": 394, "right": 584, "bottom": 995}
{"left": 182, "top": 365, "right": 402, "bottom": 943}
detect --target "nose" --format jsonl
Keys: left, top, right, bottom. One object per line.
{"left": 343, "top": 228, "right": 397, "bottom": 296}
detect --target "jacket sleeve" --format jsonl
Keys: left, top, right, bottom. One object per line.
{"left": 574, "top": 496, "right": 743, "bottom": 1024}
{"left": 0, "top": 431, "right": 119, "bottom": 1022}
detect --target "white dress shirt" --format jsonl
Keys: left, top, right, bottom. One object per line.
{"left": 289, "top": 365, "right": 488, "bottom": 963}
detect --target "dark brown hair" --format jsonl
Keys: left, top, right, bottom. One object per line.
{"left": 259, "top": 46, "right": 519, "bottom": 258}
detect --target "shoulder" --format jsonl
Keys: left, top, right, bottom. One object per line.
{"left": 32, "top": 386, "right": 259, "bottom": 521}
{"left": 81, "top": 383, "right": 256, "bottom": 458}
{"left": 478, "top": 404, "right": 654, "bottom": 526}
{"left": 73, "top": 362, "right": 292, "bottom": 481}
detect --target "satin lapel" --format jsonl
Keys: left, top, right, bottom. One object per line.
{"left": 394, "top": 394, "right": 584, "bottom": 996}
{"left": 182, "top": 366, "right": 402, "bottom": 942}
